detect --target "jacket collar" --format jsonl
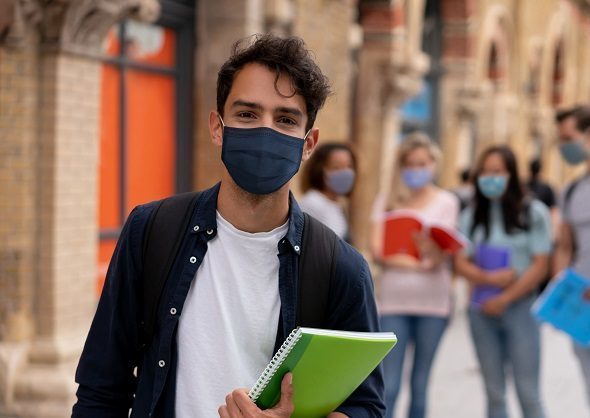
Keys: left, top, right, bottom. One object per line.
{"left": 190, "top": 182, "right": 304, "bottom": 253}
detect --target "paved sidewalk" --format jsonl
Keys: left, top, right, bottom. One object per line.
{"left": 392, "top": 281, "right": 589, "bottom": 418}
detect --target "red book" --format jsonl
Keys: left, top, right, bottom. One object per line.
{"left": 382, "top": 210, "right": 468, "bottom": 260}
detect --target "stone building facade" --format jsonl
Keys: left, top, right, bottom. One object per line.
{"left": 1, "top": 0, "right": 590, "bottom": 416}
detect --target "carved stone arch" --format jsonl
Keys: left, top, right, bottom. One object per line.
{"left": 475, "top": 5, "right": 515, "bottom": 93}
{"left": 43, "top": 0, "right": 160, "bottom": 52}
{"left": 0, "top": 0, "right": 42, "bottom": 47}
{"left": 538, "top": 6, "right": 572, "bottom": 108}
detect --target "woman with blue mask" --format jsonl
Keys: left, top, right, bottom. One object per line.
{"left": 299, "top": 143, "right": 357, "bottom": 241}
{"left": 370, "top": 132, "right": 460, "bottom": 418}
{"left": 455, "top": 145, "right": 551, "bottom": 418}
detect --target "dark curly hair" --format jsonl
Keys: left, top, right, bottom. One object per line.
{"left": 301, "top": 142, "right": 357, "bottom": 194}
{"left": 216, "top": 34, "right": 332, "bottom": 131}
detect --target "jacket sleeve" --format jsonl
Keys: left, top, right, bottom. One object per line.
{"left": 328, "top": 241, "right": 386, "bottom": 418}
{"left": 72, "top": 204, "right": 152, "bottom": 418}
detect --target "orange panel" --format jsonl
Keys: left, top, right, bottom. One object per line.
{"left": 98, "top": 65, "right": 121, "bottom": 230}
{"left": 103, "top": 26, "right": 121, "bottom": 57}
{"left": 97, "top": 63, "right": 121, "bottom": 296}
{"left": 126, "top": 70, "right": 176, "bottom": 211}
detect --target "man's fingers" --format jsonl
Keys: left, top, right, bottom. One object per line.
{"left": 225, "top": 392, "right": 243, "bottom": 417}
{"left": 218, "top": 405, "right": 231, "bottom": 418}
{"left": 274, "top": 373, "right": 295, "bottom": 413}
{"left": 231, "top": 389, "right": 259, "bottom": 416}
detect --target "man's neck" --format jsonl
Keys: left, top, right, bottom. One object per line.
{"left": 216, "top": 179, "right": 290, "bottom": 233}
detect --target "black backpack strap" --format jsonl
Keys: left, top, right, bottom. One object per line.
{"left": 139, "top": 191, "right": 201, "bottom": 349}
{"left": 297, "top": 213, "right": 339, "bottom": 328}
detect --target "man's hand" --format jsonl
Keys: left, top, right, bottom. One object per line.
{"left": 219, "top": 373, "right": 294, "bottom": 417}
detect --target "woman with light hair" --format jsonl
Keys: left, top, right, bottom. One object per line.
{"left": 371, "top": 132, "right": 460, "bottom": 418}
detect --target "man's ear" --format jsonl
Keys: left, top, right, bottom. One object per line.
{"left": 302, "top": 127, "right": 319, "bottom": 162}
{"left": 209, "top": 111, "right": 223, "bottom": 146}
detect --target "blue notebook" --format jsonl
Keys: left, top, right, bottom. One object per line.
{"left": 470, "top": 244, "right": 511, "bottom": 308}
{"left": 532, "top": 269, "right": 590, "bottom": 346}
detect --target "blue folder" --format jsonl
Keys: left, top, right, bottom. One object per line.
{"left": 470, "top": 244, "right": 511, "bottom": 308}
{"left": 532, "top": 269, "right": 590, "bottom": 346}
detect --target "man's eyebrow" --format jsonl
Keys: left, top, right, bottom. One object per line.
{"left": 275, "top": 106, "right": 303, "bottom": 118}
{"left": 231, "top": 100, "right": 263, "bottom": 110}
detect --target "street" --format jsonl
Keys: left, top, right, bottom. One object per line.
{"left": 393, "top": 281, "right": 589, "bottom": 418}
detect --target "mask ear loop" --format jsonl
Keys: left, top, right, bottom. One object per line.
{"left": 217, "top": 113, "right": 226, "bottom": 130}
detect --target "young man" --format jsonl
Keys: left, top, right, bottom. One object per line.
{"left": 553, "top": 105, "right": 590, "bottom": 405}
{"left": 72, "top": 35, "right": 385, "bottom": 417}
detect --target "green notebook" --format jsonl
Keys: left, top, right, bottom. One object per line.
{"left": 248, "top": 327, "right": 397, "bottom": 417}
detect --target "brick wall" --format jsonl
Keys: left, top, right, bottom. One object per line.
{"left": 36, "top": 52, "right": 99, "bottom": 348}
{"left": 0, "top": 44, "right": 38, "bottom": 343}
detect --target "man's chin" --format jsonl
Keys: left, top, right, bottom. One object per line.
{"left": 226, "top": 180, "right": 286, "bottom": 202}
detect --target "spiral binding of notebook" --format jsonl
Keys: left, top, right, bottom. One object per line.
{"left": 248, "top": 327, "right": 303, "bottom": 401}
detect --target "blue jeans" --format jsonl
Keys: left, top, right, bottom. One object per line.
{"left": 573, "top": 342, "right": 590, "bottom": 406}
{"left": 468, "top": 296, "right": 545, "bottom": 418}
{"left": 380, "top": 314, "right": 448, "bottom": 418}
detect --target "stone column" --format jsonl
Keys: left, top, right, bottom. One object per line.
{"left": 350, "top": 0, "right": 428, "bottom": 255}
{"left": 0, "top": 1, "right": 159, "bottom": 417}
{"left": 438, "top": 0, "right": 477, "bottom": 188}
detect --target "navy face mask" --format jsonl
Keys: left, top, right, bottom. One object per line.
{"left": 219, "top": 117, "right": 309, "bottom": 195}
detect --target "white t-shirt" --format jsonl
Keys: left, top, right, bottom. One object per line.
{"left": 175, "top": 212, "right": 286, "bottom": 417}
{"left": 299, "top": 190, "right": 349, "bottom": 239}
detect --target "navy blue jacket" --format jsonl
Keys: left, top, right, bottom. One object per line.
{"left": 72, "top": 183, "right": 385, "bottom": 417}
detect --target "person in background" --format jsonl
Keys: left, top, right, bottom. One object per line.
{"left": 553, "top": 105, "right": 590, "bottom": 407}
{"left": 370, "top": 132, "right": 459, "bottom": 418}
{"left": 299, "top": 142, "right": 356, "bottom": 241}
{"left": 526, "top": 158, "right": 558, "bottom": 292}
{"left": 455, "top": 145, "right": 551, "bottom": 418}
{"left": 453, "top": 167, "right": 474, "bottom": 211}
{"left": 527, "top": 158, "right": 556, "bottom": 210}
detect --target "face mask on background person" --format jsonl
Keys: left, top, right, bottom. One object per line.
{"left": 401, "top": 168, "right": 433, "bottom": 190}
{"left": 219, "top": 115, "right": 310, "bottom": 195}
{"left": 477, "top": 175, "right": 508, "bottom": 200}
{"left": 559, "top": 139, "right": 590, "bottom": 166}
{"left": 325, "top": 168, "right": 355, "bottom": 195}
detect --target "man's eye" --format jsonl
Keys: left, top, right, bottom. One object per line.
{"left": 237, "top": 112, "right": 256, "bottom": 119}
{"left": 278, "top": 117, "right": 296, "bottom": 125}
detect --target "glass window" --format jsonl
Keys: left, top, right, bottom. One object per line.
{"left": 125, "top": 21, "right": 176, "bottom": 68}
